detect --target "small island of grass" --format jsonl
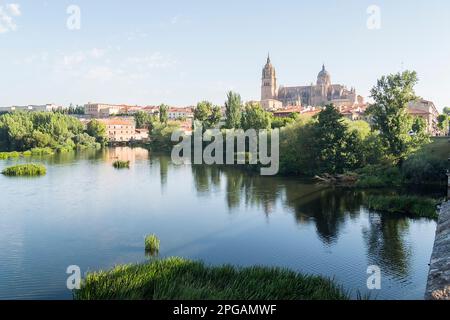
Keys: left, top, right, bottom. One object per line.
{"left": 113, "top": 160, "right": 130, "bottom": 169}
{"left": 1, "top": 164, "right": 47, "bottom": 177}
{"left": 74, "top": 257, "right": 348, "bottom": 300}
{"left": 144, "top": 234, "right": 160, "bottom": 256}
{"left": 365, "top": 195, "right": 439, "bottom": 219}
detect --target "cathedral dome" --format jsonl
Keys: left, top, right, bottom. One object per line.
{"left": 317, "top": 64, "right": 331, "bottom": 86}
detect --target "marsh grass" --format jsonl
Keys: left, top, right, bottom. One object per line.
{"left": 113, "top": 160, "right": 130, "bottom": 169}
{"left": 365, "top": 195, "right": 439, "bottom": 219}
{"left": 1, "top": 164, "right": 47, "bottom": 176}
{"left": 144, "top": 234, "right": 160, "bottom": 256}
{"left": 74, "top": 257, "right": 348, "bottom": 300}
{"left": 0, "top": 151, "right": 21, "bottom": 160}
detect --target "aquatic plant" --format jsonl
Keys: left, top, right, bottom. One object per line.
{"left": 74, "top": 257, "right": 348, "bottom": 300}
{"left": 365, "top": 195, "right": 439, "bottom": 219}
{"left": 112, "top": 160, "right": 130, "bottom": 169}
{"left": 1, "top": 164, "right": 47, "bottom": 176}
{"left": 144, "top": 234, "right": 160, "bottom": 256}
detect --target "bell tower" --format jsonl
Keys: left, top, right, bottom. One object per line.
{"left": 261, "top": 54, "right": 277, "bottom": 100}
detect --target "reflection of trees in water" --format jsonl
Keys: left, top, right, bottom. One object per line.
{"left": 285, "top": 188, "right": 364, "bottom": 244}
{"left": 362, "top": 213, "right": 411, "bottom": 279}
{"left": 191, "top": 165, "right": 222, "bottom": 195}
{"left": 158, "top": 155, "right": 169, "bottom": 189}
{"left": 188, "top": 166, "right": 414, "bottom": 272}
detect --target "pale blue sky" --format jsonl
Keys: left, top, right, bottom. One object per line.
{"left": 1, "top": 0, "right": 449, "bottom": 110}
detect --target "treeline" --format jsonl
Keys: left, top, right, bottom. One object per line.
{"left": 136, "top": 70, "right": 444, "bottom": 185}
{"left": 0, "top": 112, "right": 107, "bottom": 152}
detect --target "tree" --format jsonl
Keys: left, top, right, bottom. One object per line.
{"left": 159, "top": 104, "right": 169, "bottom": 124}
{"left": 443, "top": 107, "right": 450, "bottom": 116}
{"left": 366, "top": 70, "right": 429, "bottom": 163}
{"left": 194, "top": 101, "right": 222, "bottom": 129}
{"left": 86, "top": 119, "right": 108, "bottom": 145}
{"left": 224, "top": 91, "right": 242, "bottom": 129}
{"left": 241, "top": 102, "right": 272, "bottom": 130}
{"left": 437, "top": 114, "right": 448, "bottom": 134}
{"left": 313, "top": 104, "right": 363, "bottom": 173}
{"left": 134, "top": 111, "right": 153, "bottom": 129}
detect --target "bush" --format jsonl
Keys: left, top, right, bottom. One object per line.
{"left": 365, "top": 195, "right": 439, "bottom": 219}
{"left": 0, "top": 151, "right": 21, "bottom": 159}
{"left": 30, "top": 147, "right": 54, "bottom": 155}
{"left": 401, "top": 154, "right": 447, "bottom": 185}
{"left": 355, "top": 165, "right": 402, "bottom": 188}
{"left": 144, "top": 234, "right": 160, "bottom": 255}
{"left": 74, "top": 257, "right": 348, "bottom": 300}
{"left": 113, "top": 160, "right": 130, "bottom": 169}
{"left": 1, "top": 164, "right": 47, "bottom": 176}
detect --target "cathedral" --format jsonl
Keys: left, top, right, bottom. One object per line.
{"left": 260, "top": 55, "right": 358, "bottom": 110}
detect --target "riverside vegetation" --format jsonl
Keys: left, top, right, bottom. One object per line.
{"left": 143, "top": 71, "right": 444, "bottom": 189}
{"left": 1, "top": 163, "right": 47, "bottom": 176}
{"left": 74, "top": 257, "right": 348, "bottom": 300}
{"left": 112, "top": 160, "right": 130, "bottom": 169}
{"left": 0, "top": 112, "right": 107, "bottom": 153}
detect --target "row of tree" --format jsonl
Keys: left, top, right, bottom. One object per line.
{"left": 0, "top": 112, "right": 108, "bottom": 152}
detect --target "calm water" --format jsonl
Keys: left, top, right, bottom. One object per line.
{"left": 0, "top": 147, "right": 440, "bottom": 300}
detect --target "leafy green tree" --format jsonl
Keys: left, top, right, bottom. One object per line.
{"left": 224, "top": 91, "right": 242, "bottom": 129}
{"left": 443, "top": 107, "right": 450, "bottom": 116}
{"left": 367, "top": 70, "right": 429, "bottom": 163}
{"left": 0, "top": 111, "right": 99, "bottom": 151}
{"left": 194, "top": 101, "right": 222, "bottom": 129}
{"left": 241, "top": 102, "right": 271, "bottom": 130}
{"left": 159, "top": 104, "right": 169, "bottom": 124}
{"left": 134, "top": 111, "right": 153, "bottom": 129}
{"left": 86, "top": 119, "right": 108, "bottom": 145}
{"left": 313, "top": 104, "right": 363, "bottom": 173}
{"left": 437, "top": 114, "right": 448, "bottom": 134}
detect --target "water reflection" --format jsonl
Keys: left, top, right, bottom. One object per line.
{"left": 184, "top": 159, "right": 434, "bottom": 277}
{"left": 363, "top": 214, "right": 411, "bottom": 278}
{"left": 0, "top": 147, "right": 439, "bottom": 299}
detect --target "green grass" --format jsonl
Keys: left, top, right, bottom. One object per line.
{"left": 74, "top": 257, "right": 348, "bottom": 300}
{"left": 113, "top": 160, "right": 130, "bottom": 169}
{"left": 144, "top": 234, "right": 160, "bottom": 256}
{"left": 0, "top": 151, "right": 21, "bottom": 160}
{"left": 29, "top": 147, "right": 54, "bottom": 155}
{"left": 1, "top": 163, "right": 47, "bottom": 176}
{"left": 364, "top": 195, "right": 440, "bottom": 219}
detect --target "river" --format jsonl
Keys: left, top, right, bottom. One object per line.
{"left": 0, "top": 147, "right": 441, "bottom": 299}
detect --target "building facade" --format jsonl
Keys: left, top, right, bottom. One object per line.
{"left": 84, "top": 103, "right": 122, "bottom": 118}
{"left": 407, "top": 99, "right": 441, "bottom": 136}
{"left": 260, "top": 55, "right": 358, "bottom": 110}
{"left": 98, "top": 118, "right": 136, "bottom": 142}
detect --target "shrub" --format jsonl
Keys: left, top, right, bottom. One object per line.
{"left": 144, "top": 234, "right": 160, "bottom": 255}
{"left": 401, "top": 154, "right": 447, "bottom": 185}
{"left": 365, "top": 195, "right": 439, "bottom": 219}
{"left": 355, "top": 164, "right": 402, "bottom": 188}
{"left": 30, "top": 147, "right": 54, "bottom": 156}
{"left": 0, "top": 151, "right": 21, "bottom": 159}
{"left": 1, "top": 164, "right": 47, "bottom": 176}
{"left": 112, "top": 160, "right": 130, "bottom": 169}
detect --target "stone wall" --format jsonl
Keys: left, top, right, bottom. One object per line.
{"left": 425, "top": 201, "right": 450, "bottom": 300}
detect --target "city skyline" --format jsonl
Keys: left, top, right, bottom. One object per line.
{"left": 1, "top": 0, "right": 450, "bottom": 110}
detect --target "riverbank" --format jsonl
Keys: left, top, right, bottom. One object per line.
{"left": 74, "top": 257, "right": 348, "bottom": 300}
{"left": 425, "top": 201, "right": 450, "bottom": 300}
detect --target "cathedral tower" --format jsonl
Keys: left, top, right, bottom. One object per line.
{"left": 261, "top": 54, "right": 277, "bottom": 100}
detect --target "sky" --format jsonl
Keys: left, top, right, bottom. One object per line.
{"left": 1, "top": 0, "right": 450, "bottom": 110}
